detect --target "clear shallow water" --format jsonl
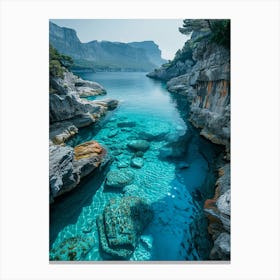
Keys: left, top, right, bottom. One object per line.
{"left": 50, "top": 72, "right": 219, "bottom": 261}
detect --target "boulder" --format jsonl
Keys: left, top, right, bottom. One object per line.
{"left": 130, "top": 157, "right": 144, "bottom": 169}
{"left": 139, "top": 121, "right": 170, "bottom": 140}
{"left": 210, "top": 232, "right": 230, "bottom": 260}
{"left": 73, "top": 141, "right": 108, "bottom": 178}
{"left": 97, "top": 196, "right": 153, "bottom": 259}
{"left": 105, "top": 169, "right": 135, "bottom": 189}
{"left": 127, "top": 140, "right": 150, "bottom": 152}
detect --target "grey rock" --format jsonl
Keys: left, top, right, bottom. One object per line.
{"left": 127, "top": 140, "right": 150, "bottom": 152}
{"left": 217, "top": 164, "right": 230, "bottom": 194}
{"left": 97, "top": 196, "right": 153, "bottom": 259}
{"left": 49, "top": 144, "right": 78, "bottom": 198}
{"left": 216, "top": 189, "right": 230, "bottom": 216}
{"left": 71, "top": 113, "right": 95, "bottom": 128}
{"left": 49, "top": 140, "right": 109, "bottom": 201}
{"left": 49, "top": 121, "right": 78, "bottom": 144}
{"left": 105, "top": 169, "right": 135, "bottom": 189}
{"left": 75, "top": 79, "right": 106, "bottom": 97}
{"left": 210, "top": 232, "right": 230, "bottom": 260}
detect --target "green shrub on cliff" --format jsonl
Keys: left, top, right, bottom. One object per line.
{"left": 208, "top": 20, "right": 230, "bottom": 49}
{"left": 179, "top": 19, "right": 230, "bottom": 49}
{"left": 49, "top": 44, "right": 73, "bottom": 78}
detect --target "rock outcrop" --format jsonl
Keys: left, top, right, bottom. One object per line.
{"left": 97, "top": 196, "right": 153, "bottom": 259}
{"left": 204, "top": 164, "right": 230, "bottom": 260}
{"left": 49, "top": 68, "right": 118, "bottom": 144}
{"left": 49, "top": 57, "right": 118, "bottom": 201}
{"left": 147, "top": 19, "right": 230, "bottom": 156}
{"left": 49, "top": 140, "right": 109, "bottom": 201}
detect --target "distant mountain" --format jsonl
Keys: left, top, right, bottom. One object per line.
{"left": 49, "top": 22, "right": 167, "bottom": 72}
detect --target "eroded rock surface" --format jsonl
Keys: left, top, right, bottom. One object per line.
{"left": 97, "top": 196, "right": 153, "bottom": 259}
{"left": 49, "top": 140, "right": 109, "bottom": 201}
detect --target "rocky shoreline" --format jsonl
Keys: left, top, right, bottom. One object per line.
{"left": 147, "top": 19, "right": 231, "bottom": 260}
{"left": 49, "top": 67, "right": 118, "bottom": 202}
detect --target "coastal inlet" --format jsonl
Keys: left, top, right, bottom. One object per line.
{"left": 50, "top": 72, "right": 222, "bottom": 261}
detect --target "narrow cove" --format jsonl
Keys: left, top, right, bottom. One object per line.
{"left": 50, "top": 72, "right": 223, "bottom": 261}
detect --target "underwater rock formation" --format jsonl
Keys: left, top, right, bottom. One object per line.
{"left": 127, "top": 139, "right": 150, "bottom": 152}
{"left": 105, "top": 169, "right": 135, "bottom": 189}
{"left": 50, "top": 235, "right": 95, "bottom": 261}
{"left": 97, "top": 196, "right": 153, "bottom": 259}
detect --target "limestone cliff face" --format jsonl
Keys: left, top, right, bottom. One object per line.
{"left": 147, "top": 19, "right": 230, "bottom": 260}
{"left": 147, "top": 20, "right": 230, "bottom": 156}
{"left": 49, "top": 22, "right": 166, "bottom": 71}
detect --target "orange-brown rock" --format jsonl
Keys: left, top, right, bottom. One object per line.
{"left": 74, "top": 141, "right": 105, "bottom": 162}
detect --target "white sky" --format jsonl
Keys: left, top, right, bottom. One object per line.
{"left": 50, "top": 19, "right": 187, "bottom": 60}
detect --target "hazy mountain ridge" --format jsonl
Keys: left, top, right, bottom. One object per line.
{"left": 49, "top": 22, "right": 167, "bottom": 72}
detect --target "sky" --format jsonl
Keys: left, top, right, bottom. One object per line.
{"left": 50, "top": 19, "right": 188, "bottom": 60}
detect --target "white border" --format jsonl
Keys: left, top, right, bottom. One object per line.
{"left": 0, "top": 0, "right": 279, "bottom": 279}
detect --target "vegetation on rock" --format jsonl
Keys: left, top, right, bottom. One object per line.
{"left": 49, "top": 44, "right": 73, "bottom": 78}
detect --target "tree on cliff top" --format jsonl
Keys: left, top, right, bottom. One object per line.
{"left": 179, "top": 19, "right": 230, "bottom": 49}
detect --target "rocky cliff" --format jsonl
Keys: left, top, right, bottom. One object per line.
{"left": 49, "top": 22, "right": 166, "bottom": 72}
{"left": 147, "top": 19, "right": 230, "bottom": 260}
{"left": 49, "top": 47, "right": 118, "bottom": 202}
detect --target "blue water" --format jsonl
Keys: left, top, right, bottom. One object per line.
{"left": 50, "top": 72, "right": 220, "bottom": 261}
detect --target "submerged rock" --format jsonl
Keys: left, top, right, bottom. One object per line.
{"left": 127, "top": 140, "right": 150, "bottom": 152}
{"left": 139, "top": 121, "right": 170, "bottom": 140}
{"left": 105, "top": 169, "right": 135, "bottom": 189}
{"left": 130, "top": 157, "right": 144, "bottom": 168}
{"left": 97, "top": 196, "right": 153, "bottom": 260}
{"left": 107, "top": 129, "right": 118, "bottom": 138}
{"left": 117, "top": 120, "right": 136, "bottom": 128}
{"left": 50, "top": 236, "right": 95, "bottom": 261}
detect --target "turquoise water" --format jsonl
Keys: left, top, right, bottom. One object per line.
{"left": 50, "top": 72, "right": 221, "bottom": 261}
